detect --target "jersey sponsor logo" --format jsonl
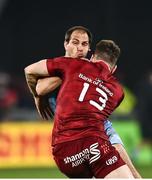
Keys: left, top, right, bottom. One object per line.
{"left": 64, "top": 142, "right": 101, "bottom": 167}
{"left": 89, "top": 142, "right": 101, "bottom": 164}
{"left": 78, "top": 73, "right": 113, "bottom": 97}
{"left": 106, "top": 155, "right": 118, "bottom": 165}
{"left": 64, "top": 148, "right": 90, "bottom": 167}
{"left": 95, "top": 78, "right": 103, "bottom": 83}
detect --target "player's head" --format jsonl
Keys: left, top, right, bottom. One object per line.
{"left": 91, "top": 40, "right": 120, "bottom": 70}
{"left": 64, "top": 26, "right": 92, "bottom": 58}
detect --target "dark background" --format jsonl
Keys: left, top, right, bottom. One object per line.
{"left": 0, "top": 0, "right": 152, "bottom": 91}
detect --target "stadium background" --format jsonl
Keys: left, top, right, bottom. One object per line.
{"left": 0, "top": 0, "right": 152, "bottom": 178}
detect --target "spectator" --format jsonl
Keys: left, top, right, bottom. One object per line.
{"left": 0, "top": 72, "right": 18, "bottom": 121}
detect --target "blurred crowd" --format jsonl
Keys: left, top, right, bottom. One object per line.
{"left": 0, "top": 71, "right": 40, "bottom": 121}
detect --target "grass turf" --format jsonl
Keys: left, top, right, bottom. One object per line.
{"left": 0, "top": 166, "right": 151, "bottom": 178}
{"left": 0, "top": 167, "right": 67, "bottom": 178}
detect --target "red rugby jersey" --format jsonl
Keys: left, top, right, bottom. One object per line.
{"left": 47, "top": 57, "right": 124, "bottom": 145}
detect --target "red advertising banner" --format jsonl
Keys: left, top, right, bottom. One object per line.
{"left": 0, "top": 122, "right": 56, "bottom": 168}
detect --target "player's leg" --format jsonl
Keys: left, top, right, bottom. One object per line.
{"left": 114, "top": 143, "right": 141, "bottom": 178}
{"left": 104, "top": 120, "right": 141, "bottom": 178}
{"left": 104, "top": 164, "right": 134, "bottom": 178}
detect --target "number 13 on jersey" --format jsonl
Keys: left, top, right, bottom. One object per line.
{"left": 78, "top": 82, "right": 108, "bottom": 111}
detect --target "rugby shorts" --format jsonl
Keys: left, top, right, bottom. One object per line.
{"left": 52, "top": 136, "right": 125, "bottom": 178}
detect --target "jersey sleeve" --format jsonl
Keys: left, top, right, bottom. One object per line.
{"left": 46, "top": 58, "right": 68, "bottom": 78}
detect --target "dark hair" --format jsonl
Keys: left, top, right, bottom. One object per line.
{"left": 64, "top": 26, "right": 92, "bottom": 46}
{"left": 95, "top": 40, "right": 120, "bottom": 66}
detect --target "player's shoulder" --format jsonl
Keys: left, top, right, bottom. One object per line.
{"left": 110, "top": 76, "right": 124, "bottom": 96}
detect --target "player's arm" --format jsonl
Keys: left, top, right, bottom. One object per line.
{"left": 24, "top": 59, "right": 53, "bottom": 119}
{"left": 36, "top": 77, "right": 62, "bottom": 96}
{"left": 24, "top": 59, "right": 49, "bottom": 97}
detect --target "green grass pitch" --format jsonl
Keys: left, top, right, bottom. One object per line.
{"left": 0, "top": 166, "right": 151, "bottom": 178}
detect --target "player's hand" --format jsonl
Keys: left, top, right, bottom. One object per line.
{"left": 34, "top": 96, "right": 54, "bottom": 120}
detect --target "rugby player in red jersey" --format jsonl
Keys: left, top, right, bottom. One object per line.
{"left": 35, "top": 26, "right": 141, "bottom": 178}
{"left": 24, "top": 39, "right": 135, "bottom": 178}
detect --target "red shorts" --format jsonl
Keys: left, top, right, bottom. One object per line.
{"left": 52, "top": 136, "right": 125, "bottom": 178}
